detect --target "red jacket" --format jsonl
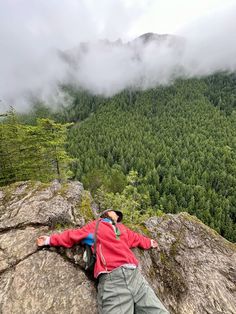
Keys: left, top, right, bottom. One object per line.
{"left": 49, "top": 219, "right": 152, "bottom": 278}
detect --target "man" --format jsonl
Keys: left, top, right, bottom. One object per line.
{"left": 37, "top": 209, "right": 169, "bottom": 314}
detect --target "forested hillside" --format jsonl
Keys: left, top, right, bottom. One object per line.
{"left": 65, "top": 73, "right": 236, "bottom": 242}
{"left": 1, "top": 73, "right": 236, "bottom": 242}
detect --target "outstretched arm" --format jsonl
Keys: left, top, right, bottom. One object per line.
{"left": 125, "top": 226, "right": 158, "bottom": 249}
{"left": 36, "top": 221, "right": 96, "bottom": 248}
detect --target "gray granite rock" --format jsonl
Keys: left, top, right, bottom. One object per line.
{"left": 0, "top": 181, "right": 84, "bottom": 230}
{"left": 0, "top": 181, "right": 235, "bottom": 314}
{"left": 140, "top": 214, "right": 236, "bottom": 314}
{"left": 1, "top": 251, "right": 97, "bottom": 314}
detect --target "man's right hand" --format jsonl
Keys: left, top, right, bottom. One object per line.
{"left": 36, "top": 236, "right": 50, "bottom": 246}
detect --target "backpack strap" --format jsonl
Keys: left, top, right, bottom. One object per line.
{"left": 84, "top": 219, "right": 101, "bottom": 272}
{"left": 93, "top": 219, "right": 101, "bottom": 256}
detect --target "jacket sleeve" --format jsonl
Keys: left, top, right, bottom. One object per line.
{"left": 125, "top": 226, "right": 152, "bottom": 249}
{"left": 49, "top": 221, "right": 96, "bottom": 248}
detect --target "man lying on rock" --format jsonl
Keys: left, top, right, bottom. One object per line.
{"left": 36, "top": 208, "right": 169, "bottom": 314}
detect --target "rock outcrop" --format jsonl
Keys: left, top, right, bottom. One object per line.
{"left": 0, "top": 181, "right": 235, "bottom": 314}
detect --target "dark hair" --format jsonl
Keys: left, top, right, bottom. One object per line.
{"left": 100, "top": 211, "right": 110, "bottom": 219}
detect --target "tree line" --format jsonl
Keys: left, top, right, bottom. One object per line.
{"left": 0, "top": 110, "right": 73, "bottom": 185}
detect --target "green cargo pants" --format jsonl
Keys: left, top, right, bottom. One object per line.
{"left": 97, "top": 267, "right": 169, "bottom": 314}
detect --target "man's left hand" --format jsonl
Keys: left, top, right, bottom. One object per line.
{"left": 150, "top": 239, "right": 158, "bottom": 248}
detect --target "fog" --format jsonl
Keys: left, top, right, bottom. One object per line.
{"left": 0, "top": 0, "right": 235, "bottom": 111}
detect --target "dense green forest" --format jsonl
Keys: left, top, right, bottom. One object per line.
{"left": 0, "top": 113, "right": 73, "bottom": 185}
{"left": 1, "top": 72, "right": 236, "bottom": 241}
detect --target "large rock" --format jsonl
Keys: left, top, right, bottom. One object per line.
{"left": 139, "top": 214, "right": 236, "bottom": 314}
{"left": 0, "top": 180, "right": 84, "bottom": 230}
{"left": 1, "top": 250, "right": 96, "bottom": 314}
{"left": 0, "top": 181, "right": 235, "bottom": 314}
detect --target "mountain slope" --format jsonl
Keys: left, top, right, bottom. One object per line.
{"left": 65, "top": 75, "right": 236, "bottom": 242}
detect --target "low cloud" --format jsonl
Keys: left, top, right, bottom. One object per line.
{"left": 0, "top": 1, "right": 235, "bottom": 111}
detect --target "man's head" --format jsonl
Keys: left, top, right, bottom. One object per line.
{"left": 101, "top": 209, "right": 123, "bottom": 223}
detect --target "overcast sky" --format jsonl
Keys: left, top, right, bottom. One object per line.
{"left": 128, "top": 0, "right": 236, "bottom": 37}
{"left": 0, "top": 0, "right": 236, "bottom": 111}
